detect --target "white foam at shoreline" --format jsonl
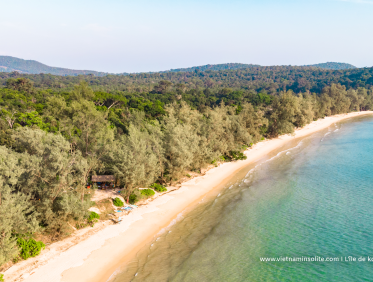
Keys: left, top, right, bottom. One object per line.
{"left": 244, "top": 140, "right": 304, "bottom": 178}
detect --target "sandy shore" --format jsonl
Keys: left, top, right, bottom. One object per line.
{"left": 4, "top": 111, "right": 373, "bottom": 282}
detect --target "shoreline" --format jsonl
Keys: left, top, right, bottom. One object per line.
{"left": 5, "top": 111, "right": 373, "bottom": 282}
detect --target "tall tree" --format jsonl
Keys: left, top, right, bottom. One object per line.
{"left": 107, "top": 125, "right": 159, "bottom": 203}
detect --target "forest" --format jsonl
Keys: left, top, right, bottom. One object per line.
{"left": 1, "top": 67, "right": 373, "bottom": 270}
{"left": 1, "top": 65, "right": 372, "bottom": 97}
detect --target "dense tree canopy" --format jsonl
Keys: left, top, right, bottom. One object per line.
{"left": 1, "top": 66, "right": 373, "bottom": 268}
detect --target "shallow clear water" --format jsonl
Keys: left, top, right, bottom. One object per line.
{"left": 112, "top": 116, "right": 373, "bottom": 282}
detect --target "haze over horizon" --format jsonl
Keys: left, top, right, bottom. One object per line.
{"left": 1, "top": 0, "right": 372, "bottom": 73}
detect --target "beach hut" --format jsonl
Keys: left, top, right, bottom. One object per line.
{"left": 91, "top": 175, "right": 115, "bottom": 190}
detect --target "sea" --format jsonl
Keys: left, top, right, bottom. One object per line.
{"left": 111, "top": 115, "right": 373, "bottom": 282}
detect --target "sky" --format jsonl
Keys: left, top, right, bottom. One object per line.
{"left": 1, "top": 0, "right": 372, "bottom": 73}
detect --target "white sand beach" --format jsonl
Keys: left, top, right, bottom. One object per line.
{"left": 4, "top": 111, "right": 373, "bottom": 282}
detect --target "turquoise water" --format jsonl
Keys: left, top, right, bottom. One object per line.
{"left": 113, "top": 116, "right": 373, "bottom": 282}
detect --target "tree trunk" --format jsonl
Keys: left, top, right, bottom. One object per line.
{"left": 126, "top": 184, "right": 132, "bottom": 204}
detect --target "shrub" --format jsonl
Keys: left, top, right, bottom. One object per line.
{"left": 229, "top": 150, "right": 247, "bottom": 161}
{"left": 0, "top": 274, "right": 3, "bottom": 282}
{"left": 140, "top": 189, "right": 155, "bottom": 197}
{"left": 127, "top": 188, "right": 156, "bottom": 204}
{"left": 88, "top": 211, "right": 100, "bottom": 222}
{"left": 222, "top": 151, "right": 247, "bottom": 162}
{"left": 17, "top": 238, "right": 45, "bottom": 260}
{"left": 122, "top": 189, "right": 140, "bottom": 204}
{"left": 112, "top": 197, "right": 124, "bottom": 207}
{"left": 151, "top": 183, "right": 167, "bottom": 192}
{"left": 129, "top": 193, "right": 138, "bottom": 204}
{"left": 186, "top": 174, "right": 191, "bottom": 178}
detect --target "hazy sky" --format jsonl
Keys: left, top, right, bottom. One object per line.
{"left": 1, "top": 0, "right": 372, "bottom": 73}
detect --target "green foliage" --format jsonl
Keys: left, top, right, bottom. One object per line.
{"left": 219, "top": 155, "right": 227, "bottom": 161}
{"left": 140, "top": 188, "right": 155, "bottom": 197}
{"left": 186, "top": 174, "right": 191, "bottom": 178}
{"left": 222, "top": 151, "right": 247, "bottom": 161}
{"left": 0, "top": 273, "right": 3, "bottom": 282}
{"left": 306, "top": 62, "right": 356, "bottom": 70}
{"left": 167, "top": 63, "right": 259, "bottom": 73}
{"left": 88, "top": 211, "right": 100, "bottom": 222}
{"left": 2, "top": 68, "right": 373, "bottom": 269}
{"left": 229, "top": 151, "right": 247, "bottom": 161}
{"left": 6, "top": 78, "right": 34, "bottom": 93}
{"left": 112, "top": 197, "right": 124, "bottom": 207}
{"left": 17, "top": 238, "right": 45, "bottom": 260}
{"left": 126, "top": 188, "right": 156, "bottom": 204}
{"left": 107, "top": 124, "right": 160, "bottom": 203}
{"left": 150, "top": 183, "right": 167, "bottom": 192}
{"left": 16, "top": 111, "right": 55, "bottom": 132}
{"left": 0, "top": 181, "right": 39, "bottom": 266}
{"left": 3, "top": 64, "right": 372, "bottom": 99}
{"left": 128, "top": 193, "right": 138, "bottom": 204}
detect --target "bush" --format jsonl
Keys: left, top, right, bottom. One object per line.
{"left": 230, "top": 150, "right": 247, "bottom": 161}
{"left": 186, "top": 174, "right": 191, "bottom": 178}
{"left": 127, "top": 188, "right": 156, "bottom": 204}
{"left": 150, "top": 183, "right": 167, "bottom": 192}
{"left": 88, "top": 211, "right": 100, "bottom": 222}
{"left": 219, "top": 155, "right": 226, "bottom": 161}
{"left": 140, "top": 189, "right": 155, "bottom": 197}
{"left": 0, "top": 274, "right": 3, "bottom": 282}
{"left": 128, "top": 193, "right": 138, "bottom": 204}
{"left": 17, "top": 238, "right": 45, "bottom": 260}
{"left": 112, "top": 197, "right": 124, "bottom": 207}
{"left": 222, "top": 151, "right": 247, "bottom": 162}
{"left": 121, "top": 189, "right": 140, "bottom": 204}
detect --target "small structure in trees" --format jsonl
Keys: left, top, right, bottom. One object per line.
{"left": 91, "top": 175, "right": 115, "bottom": 190}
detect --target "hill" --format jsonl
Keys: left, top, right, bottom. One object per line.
{"left": 306, "top": 62, "right": 356, "bottom": 70}
{"left": 0, "top": 56, "right": 108, "bottom": 76}
{"left": 2, "top": 64, "right": 372, "bottom": 97}
{"left": 164, "top": 63, "right": 260, "bottom": 73}
{"left": 162, "top": 62, "right": 356, "bottom": 73}
{"left": 0, "top": 56, "right": 357, "bottom": 77}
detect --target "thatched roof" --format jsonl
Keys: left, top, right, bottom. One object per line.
{"left": 92, "top": 175, "right": 115, "bottom": 182}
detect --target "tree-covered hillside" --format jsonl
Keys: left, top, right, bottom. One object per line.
{"left": 0, "top": 56, "right": 108, "bottom": 76}
{"left": 164, "top": 63, "right": 260, "bottom": 72}
{"left": 1, "top": 65, "right": 372, "bottom": 96}
{"left": 0, "top": 56, "right": 358, "bottom": 78}
{"left": 306, "top": 62, "right": 356, "bottom": 70}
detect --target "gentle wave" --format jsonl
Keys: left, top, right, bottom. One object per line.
{"left": 244, "top": 140, "right": 304, "bottom": 178}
